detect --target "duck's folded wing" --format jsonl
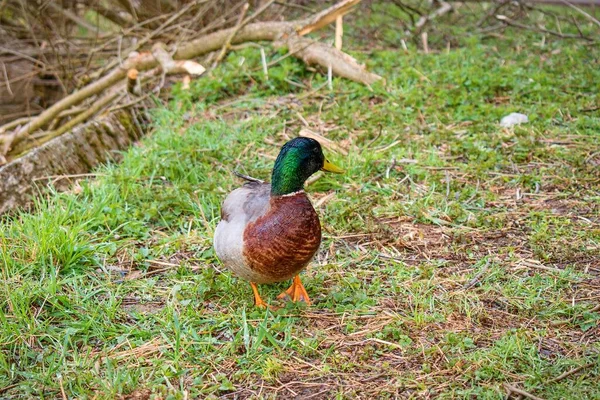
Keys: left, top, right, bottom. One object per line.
{"left": 221, "top": 182, "right": 271, "bottom": 224}
{"left": 215, "top": 182, "right": 271, "bottom": 264}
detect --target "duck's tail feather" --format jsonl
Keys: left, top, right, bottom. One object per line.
{"left": 233, "top": 170, "right": 265, "bottom": 184}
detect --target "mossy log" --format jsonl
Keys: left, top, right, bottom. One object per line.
{"left": 0, "top": 110, "right": 145, "bottom": 215}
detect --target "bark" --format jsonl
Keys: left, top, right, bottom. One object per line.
{"left": 283, "top": 36, "right": 382, "bottom": 85}
{"left": 0, "top": 110, "right": 144, "bottom": 214}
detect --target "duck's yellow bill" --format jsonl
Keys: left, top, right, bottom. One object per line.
{"left": 322, "top": 158, "right": 345, "bottom": 174}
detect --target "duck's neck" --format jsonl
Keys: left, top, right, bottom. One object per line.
{"left": 271, "top": 156, "right": 309, "bottom": 197}
{"left": 271, "top": 166, "right": 305, "bottom": 196}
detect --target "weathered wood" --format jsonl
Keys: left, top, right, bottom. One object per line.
{"left": 0, "top": 110, "right": 145, "bottom": 214}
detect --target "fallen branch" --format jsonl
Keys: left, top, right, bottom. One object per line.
{"left": 0, "top": 51, "right": 156, "bottom": 159}
{"left": 152, "top": 44, "right": 206, "bottom": 76}
{"left": 36, "top": 90, "right": 124, "bottom": 148}
{"left": 282, "top": 36, "right": 382, "bottom": 85}
{"left": 0, "top": 0, "right": 379, "bottom": 162}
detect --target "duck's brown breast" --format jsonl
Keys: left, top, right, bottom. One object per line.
{"left": 243, "top": 193, "right": 321, "bottom": 283}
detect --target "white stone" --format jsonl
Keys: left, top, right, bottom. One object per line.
{"left": 500, "top": 113, "right": 529, "bottom": 128}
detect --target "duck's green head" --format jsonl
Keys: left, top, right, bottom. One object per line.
{"left": 271, "top": 137, "right": 344, "bottom": 196}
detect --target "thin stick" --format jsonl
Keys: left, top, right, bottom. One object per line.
{"left": 496, "top": 15, "right": 591, "bottom": 40}
{"left": 91, "top": 2, "right": 197, "bottom": 80}
{"left": 241, "top": 0, "right": 277, "bottom": 26}
{"left": 1, "top": 62, "right": 12, "bottom": 96}
{"left": 503, "top": 384, "right": 546, "bottom": 400}
{"left": 400, "top": 39, "right": 408, "bottom": 52}
{"left": 265, "top": 41, "right": 315, "bottom": 68}
{"left": 514, "top": 259, "right": 564, "bottom": 274}
{"left": 415, "top": 1, "right": 452, "bottom": 31}
{"left": 298, "top": 0, "right": 361, "bottom": 36}
{"left": 335, "top": 15, "right": 343, "bottom": 50}
{"left": 546, "top": 362, "right": 596, "bottom": 384}
{"left": 47, "top": 1, "right": 106, "bottom": 36}
{"left": 58, "top": 376, "right": 67, "bottom": 400}
{"left": 0, "top": 46, "right": 47, "bottom": 67}
{"left": 560, "top": 0, "right": 600, "bottom": 28}
{"left": 463, "top": 260, "right": 490, "bottom": 290}
{"left": 126, "top": 69, "right": 140, "bottom": 95}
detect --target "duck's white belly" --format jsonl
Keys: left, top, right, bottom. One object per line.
{"left": 213, "top": 184, "right": 272, "bottom": 283}
{"left": 214, "top": 218, "right": 266, "bottom": 283}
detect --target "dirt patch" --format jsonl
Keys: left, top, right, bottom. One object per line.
{"left": 120, "top": 389, "right": 151, "bottom": 400}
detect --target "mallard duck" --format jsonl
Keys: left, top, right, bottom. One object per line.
{"left": 213, "top": 137, "right": 344, "bottom": 307}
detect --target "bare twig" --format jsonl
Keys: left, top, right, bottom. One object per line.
{"left": 46, "top": 1, "right": 107, "bottom": 35}
{"left": 1, "top": 62, "right": 12, "bottom": 96}
{"left": 560, "top": 0, "right": 600, "bottom": 28}
{"left": 415, "top": 1, "right": 452, "bottom": 32}
{"left": 298, "top": 0, "right": 361, "bottom": 36}
{"left": 90, "top": 2, "right": 197, "bottom": 80}
{"left": 421, "top": 31, "right": 429, "bottom": 53}
{"left": 503, "top": 384, "right": 546, "bottom": 400}
{"left": 496, "top": 14, "right": 593, "bottom": 40}
{"left": 462, "top": 260, "right": 490, "bottom": 290}
{"left": 546, "top": 362, "right": 596, "bottom": 384}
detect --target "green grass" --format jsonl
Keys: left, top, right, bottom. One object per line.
{"left": 1, "top": 2, "right": 600, "bottom": 398}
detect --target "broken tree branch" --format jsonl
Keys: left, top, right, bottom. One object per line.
{"left": 298, "top": 0, "right": 361, "bottom": 36}
{"left": 127, "top": 68, "right": 140, "bottom": 95}
{"left": 152, "top": 43, "right": 206, "bottom": 76}
{"left": 282, "top": 35, "right": 382, "bottom": 85}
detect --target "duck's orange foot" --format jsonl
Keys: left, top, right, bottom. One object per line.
{"left": 250, "top": 282, "right": 269, "bottom": 308}
{"left": 277, "top": 275, "right": 311, "bottom": 306}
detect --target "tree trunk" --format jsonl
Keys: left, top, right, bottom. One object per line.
{"left": 0, "top": 110, "right": 145, "bottom": 214}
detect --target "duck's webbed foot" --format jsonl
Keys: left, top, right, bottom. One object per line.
{"left": 277, "top": 275, "right": 311, "bottom": 305}
{"left": 250, "top": 282, "right": 268, "bottom": 308}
